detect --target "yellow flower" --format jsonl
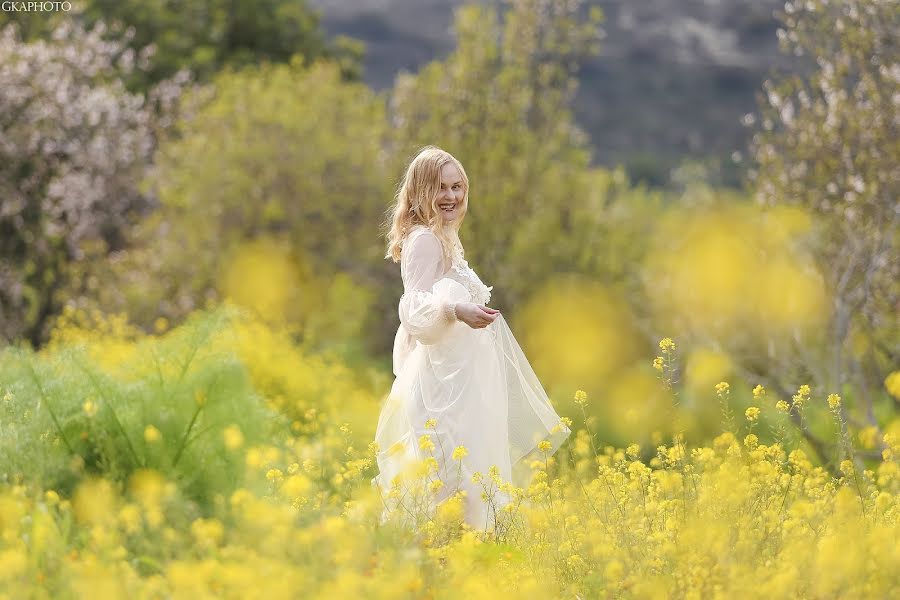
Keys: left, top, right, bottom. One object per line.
{"left": 775, "top": 400, "right": 790, "bottom": 413}
{"left": 752, "top": 384, "right": 765, "bottom": 399}
{"left": 488, "top": 465, "right": 501, "bottom": 484}
{"left": 658, "top": 337, "right": 675, "bottom": 352}
{"left": 424, "top": 418, "right": 437, "bottom": 430}
{"left": 652, "top": 357, "right": 664, "bottom": 371}
{"left": 574, "top": 390, "right": 588, "bottom": 406}
{"left": 191, "top": 518, "right": 224, "bottom": 547}
{"left": 429, "top": 480, "right": 444, "bottom": 494}
{"left": 143, "top": 425, "right": 162, "bottom": 443}
{"left": 418, "top": 434, "right": 435, "bottom": 452}
{"left": 826, "top": 393, "right": 841, "bottom": 409}
{"left": 222, "top": 425, "right": 244, "bottom": 450}
{"left": 266, "top": 468, "right": 284, "bottom": 482}
{"left": 471, "top": 471, "right": 483, "bottom": 484}
{"left": 715, "top": 381, "right": 730, "bottom": 395}
{"left": 885, "top": 371, "right": 900, "bottom": 399}
{"left": 452, "top": 445, "right": 468, "bottom": 461}
{"left": 744, "top": 434, "right": 759, "bottom": 449}
{"left": 82, "top": 400, "right": 98, "bottom": 417}
{"left": 153, "top": 317, "right": 168, "bottom": 333}
{"left": 626, "top": 444, "right": 640, "bottom": 458}
{"left": 745, "top": 406, "right": 760, "bottom": 422}
{"left": 537, "top": 440, "right": 553, "bottom": 453}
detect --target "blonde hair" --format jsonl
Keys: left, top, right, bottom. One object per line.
{"left": 383, "top": 145, "right": 470, "bottom": 265}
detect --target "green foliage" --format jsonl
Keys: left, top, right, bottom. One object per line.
{"left": 379, "top": 0, "right": 664, "bottom": 349}
{"left": 0, "top": 306, "right": 282, "bottom": 512}
{"left": 80, "top": 56, "right": 390, "bottom": 355}
{"left": 0, "top": 0, "right": 361, "bottom": 91}
{"left": 748, "top": 0, "right": 899, "bottom": 415}
{"left": 0, "top": 18, "right": 183, "bottom": 347}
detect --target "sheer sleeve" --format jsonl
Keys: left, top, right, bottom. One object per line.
{"left": 399, "top": 230, "right": 459, "bottom": 345}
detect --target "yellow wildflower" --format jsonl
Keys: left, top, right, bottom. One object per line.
{"left": 715, "top": 381, "right": 730, "bottom": 395}
{"left": 153, "top": 317, "right": 168, "bottom": 333}
{"left": 223, "top": 424, "right": 244, "bottom": 450}
{"left": 775, "top": 400, "right": 790, "bottom": 413}
{"left": 429, "top": 480, "right": 444, "bottom": 494}
{"left": 418, "top": 434, "right": 435, "bottom": 452}
{"left": 752, "top": 384, "right": 766, "bottom": 399}
{"left": 745, "top": 406, "right": 760, "bottom": 422}
{"left": 82, "top": 400, "right": 98, "bottom": 417}
{"left": 387, "top": 441, "right": 405, "bottom": 457}
{"left": 574, "top": 390, "right": 588, "bottom": 406}
{"left": 652, "top": 356, "right": 664, "bottom": 371}
{"left": 537, "top": 440, "right": 553, "bottom": 453}
{"left": 144, "top": 425, "right": 161, "bottom": 443}
{"left": 885, "top": 371, "right": 900, "bottom": 399}
{"left": 827, "top": 394, "right": 841, "bottom": 409}
{"left": 452, "top": 445, "right": 468, "bottom": 461}
{"left": 658, "top": 338, "right": 675, "bottom": 352}
{"left": 424, "top": 418, "right": 437, "bottom": 429}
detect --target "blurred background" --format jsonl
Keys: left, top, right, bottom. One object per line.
{"left": 1, "top": 0, "right": 897, "bottom": 462}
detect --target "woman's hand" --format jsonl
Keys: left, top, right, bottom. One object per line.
{"left": 454, "top": 302, "right": 500, "bottom": 329}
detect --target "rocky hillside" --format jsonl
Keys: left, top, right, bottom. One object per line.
{"left": 308, "top": 0, "right": 797, "bottom": 188}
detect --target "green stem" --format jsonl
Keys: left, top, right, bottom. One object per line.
{"left": 22, "top": 355, "right": 76, "bottom": 455}
{"left": 73, "top": 356, "right": 142, "bottom": 467}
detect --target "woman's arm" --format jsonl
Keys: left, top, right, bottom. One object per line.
{"left": 398, "top": 231, "right": 457, "bottom": 344}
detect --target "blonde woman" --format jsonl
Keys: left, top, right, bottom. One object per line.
{"left": 372, "top": 145, "right": 570, "bottom": 531}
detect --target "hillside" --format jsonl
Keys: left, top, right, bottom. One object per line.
{"left": 308, "top": 0, "right": 798, "bottom": 187}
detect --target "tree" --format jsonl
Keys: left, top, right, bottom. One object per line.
{"left": 747, "top": 0, "right": 899, "bottom": 459}
{"left": 387, "top": 0, "right": 605, "bottom": 309}
{"left": 88, "top": 56, "right": 391, "bottom": 357}
{"left": 0, "top": 0, "right": 364, "bottom": 92}
{"left": 0, "top": 19, "right": 186, "bottom": 347}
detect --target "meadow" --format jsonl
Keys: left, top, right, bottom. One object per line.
{"left": 0, "top": 304, "right": 897, "bottom": 598}
{"left": 1, "top": 0, "right": 898, "bottom": 596}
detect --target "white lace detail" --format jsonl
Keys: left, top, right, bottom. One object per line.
{"left": 405, "top": 225, "right": 494, "bottom": 306}
{"left": 448, "top": 239, "right": 493, "bottom": 306}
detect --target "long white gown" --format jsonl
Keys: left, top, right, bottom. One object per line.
{"left": 371, "top": 224, "right": 571, "bottom": 530}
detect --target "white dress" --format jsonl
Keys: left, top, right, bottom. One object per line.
{"left": 371, "top": 224, "right": 571, "bottom": 530}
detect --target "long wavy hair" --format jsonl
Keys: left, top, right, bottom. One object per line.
{"left": 383, "top": 145, "right": 470, "bottom": 266}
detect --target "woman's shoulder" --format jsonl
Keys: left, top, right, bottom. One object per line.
{"left": 402, "top": 225, "right": 444, "bottom": 261}
{"left": 405, "top": 224, "right": 437, "bottom": 245}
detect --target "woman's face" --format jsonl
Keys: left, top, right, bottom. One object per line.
{"left": 436, "top": 162, "right": 465, "bottom": 223}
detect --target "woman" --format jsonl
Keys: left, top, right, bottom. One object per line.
{"left": 372, "top": 145, "right": 570, "bottom": 530}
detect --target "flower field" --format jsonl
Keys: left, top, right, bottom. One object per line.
{"left": 1, "top": 304, "right": 897, "bottom": 599}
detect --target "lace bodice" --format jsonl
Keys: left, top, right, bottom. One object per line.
{"left": 444, "top": 237, "right": 494, "bottom": 306}
{"left": 393, "top": 225, "right": 494, "bottom": 375}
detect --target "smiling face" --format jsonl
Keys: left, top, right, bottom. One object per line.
{"left": 436, "top": 162, "right": 465, "bottom": 223}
